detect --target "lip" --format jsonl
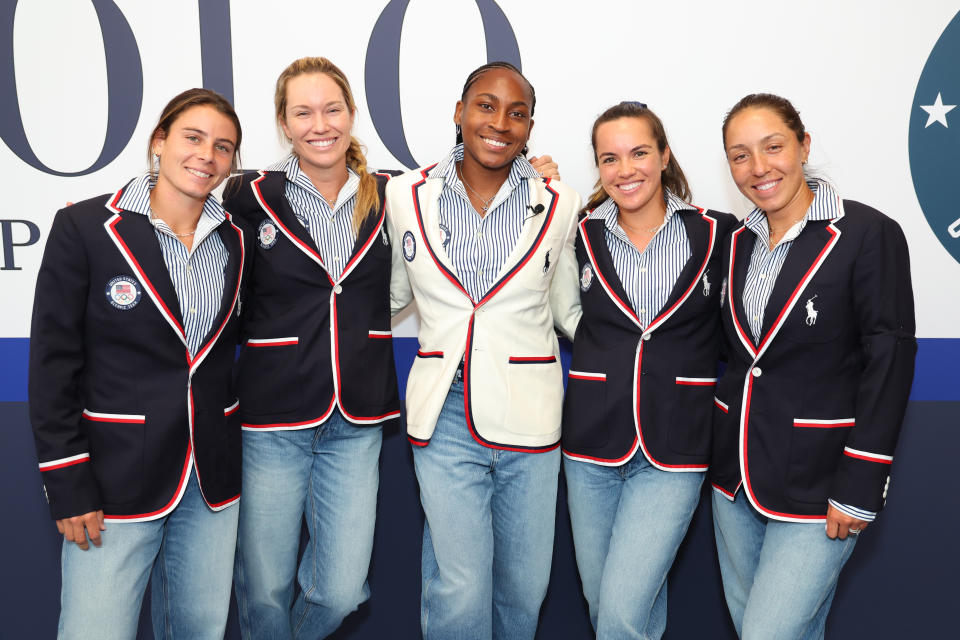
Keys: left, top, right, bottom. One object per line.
{"left": 185, "top": 167, "right": 213, "bottom": 179}
{"left": 752, "top": 178, "right": 781, "bottom": 193}
{"left": 306, "top": 137, "right": 338, "bottom": 150}
{"left": 616, "top": 180, "right": 643, "bottom": 194}
{"left": 480, "top": 136, "right": 511, "bottom": 152}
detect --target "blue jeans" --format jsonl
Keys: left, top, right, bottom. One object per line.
{"left": 712, "top": 492, "right": 858, "bottom": 640}
{"left": 234, "top": 410, "right": 382, "bottom": 640}
{"left": 58, "top": 471, "right": 238, "bottom": 640}
{"left": 413, "top": 382, "right": 561, "bottom": 640}
{"left": 564, "top": 454, "right": 703, "bottom": 639}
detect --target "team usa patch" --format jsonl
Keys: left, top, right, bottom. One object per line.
{"left": 402, "top": 231, "right": 417, "bottom": 261}
{"left": 105, "top": 275, "right": 142, "bottom": 310}
{"left": 580, "top": 263, "right": 594, "bottom": 292}
{"left": 258, "top": 219, "right": 278, "bottom": 249}
{"left": 439, "top": 223, "right": 451, "bottom": 249}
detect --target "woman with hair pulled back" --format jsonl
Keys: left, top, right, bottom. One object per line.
{"left": 710, "top": 93, "right": 916, "bottom": 638}
{"left": 385, "top": 61, "right": 581, "bottom": 639}
{"left": 222, "top": 56, "right": 404, "bottom": 639}
{"left": 29, "top": 88, "right": 246, "bottom": 638}
{"left": 561, "top": 101, "right": 736, "bottom": 638}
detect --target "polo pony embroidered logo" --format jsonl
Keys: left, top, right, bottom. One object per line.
{"left": 543, "top": 249, "right": 551, "bottom": 274}
{"left": 720, "top": 277, "right": 727, "bottom": 307}
{"left": 805, "top": 295, "right": 819, "bottom": 326}
{"left": 702, "top": 270, "right": 711, "bottom": 296}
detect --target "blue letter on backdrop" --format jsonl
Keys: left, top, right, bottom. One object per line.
{"left": 0, "top": 0, "right": 142, "bottom": 176}
{"left": 198, "top": 0, "right": 234, "bottom": 104}
{"left": 365, "top": 0, "right": 522, "bottom": 169}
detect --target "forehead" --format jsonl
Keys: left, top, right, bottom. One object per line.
{"left": 286, "top": 72, "right": 347, "bottom": 105}
{"left": 726, "top": 107, "right": 791, "bottom": 141}
{"left": 466, "top": 68, "right": 532, "bottom": 106}
{"left": 595, "top": 117, "right": 655, "bottom": 150}
{"left": 168, "top": 104, "right": 237, "bottom": 140}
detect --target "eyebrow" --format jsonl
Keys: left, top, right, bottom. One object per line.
{"left": 727, "top": 133, "right": 786, "bottom": 152}
{"left": 288, "top": 101, "right": 347, "bottom": 111}
{"left": 474, "top": 92, "right": 530, "bottom": 110}
{"left": 598, "top": 144, "right": 652, "bottom": 157}
{"left": 182, "top": 127, "right": 235, "bottom": 146}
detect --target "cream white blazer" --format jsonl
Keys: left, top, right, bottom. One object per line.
{"left": 387, "top": 163, "right": 581, "bottom": 451}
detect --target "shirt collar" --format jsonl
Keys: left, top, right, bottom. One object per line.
{"left": 271, "top": 154, "right": 360, "bottom": 212}
{"left": 744, "top": 179, "right": 841, "bottom": 242}
{"left": 590, "top": 188, "right": 690, "bottom": 234}
{"left": 116, "top": 173, "right": 227, "bottom": 227}
{"left": 434, "top": 143, "right": 541, "bottom": 194}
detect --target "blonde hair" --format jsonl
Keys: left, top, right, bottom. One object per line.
{"left": 582, "top": 102, "right": 690, "bottom": 214}
{"left": 274, "top": 57, "right": 379, "bottom": 231}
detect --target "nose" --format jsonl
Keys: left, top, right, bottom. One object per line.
{"left": 312, "top": 112, "right": 330, "bottom": 132}
{"left": 750, "top": 154, "right": 768, "bottom": 176}
{"left": 617, "top": 159, "right": 636, "bottom": 178}
{"left": 197, "top": 141, "right": 215, "bottom": 162}
{"left": 490, "top": 109, "right": 510, "bottom": 132}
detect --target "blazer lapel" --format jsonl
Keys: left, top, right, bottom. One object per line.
{"left": 104, "top": 206, "right": 186, "bottom": 346}
{"left": 413, "top": 168, "right": 471, "bottom": 300}
{"left": 756, "top": 220, "right": 837, "bottom": 352}
{"left": 251, "top": 171, "right": 327, "bottom": 272}
{"left": 727, "top": 225, "right": 758, "bottom": 355}
{"left": 580, "top": 217, "right": 640, "bottom": 326}
{"left": 194, "top": 219, "right": 244, "bottom": 362}
{"left": 649, "top": 210, "right": 711, "bottom": 327}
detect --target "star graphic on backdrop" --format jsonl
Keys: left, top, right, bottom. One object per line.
{"left": 920, "top": 92, "right": 956, "bottom": 128}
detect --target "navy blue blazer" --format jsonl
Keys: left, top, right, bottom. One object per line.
{"left": 29, "top": 182, "right": 247, "bottom": 521}
{"left": 710, "top": 200, "right": 916, "bottom": 520}
{"left": 562, "top": 207, "right": 737, "bottom": 468}
{"left": 223, "top": 170, "right": 402, "bottom": 431}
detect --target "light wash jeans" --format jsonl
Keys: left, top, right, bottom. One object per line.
{"left": 712, "top": 491, "right": 858, "bottom": 640}
{"left": 58, "top": 471, "right": 238, "bottom": 640}
{"left": 233, "top": 410, "right": 382, "bottom": 640}
{"left": 564, "top": 454, "right": 704, "bottom": 639}
{"left": 413, "top": 381, "right": 561, "bottom": 640}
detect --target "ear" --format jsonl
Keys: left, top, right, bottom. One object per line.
{"left": 279, "top": 115, "right": 293, "bottom": 143}
{"left": 801, "top": 132, "right": 811, "bottom": 163}
{"left": 453, "top": 100, "right": 464, "bottom": 127}
{"left": 151, "top": 131, "right": 165, "bottom": 157}
{"left": 662, "top": 145, "right": 671, "bottom": 170}
{"left": 527, "top": 117, "right": 535, "bottom": 138}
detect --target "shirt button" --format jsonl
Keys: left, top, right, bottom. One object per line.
{"left": 189, "top": 307, "right": 197, "bottom": 314}
{"left": 759, "top": 273, "right": 765, "bottom": 279}
{"left": 752, "top": 367, "right": 762, "bottom": 377}
{"left": 640, "top": 309, "right": 646, "bottom": 314}
{"left": 333, "top": 285, "right": 343, "bottom": 294}
{"left": 753, "top": 316, "right": 759, "bottom": 322}
{"left": 186, "top": 264, "right": 193, "bottom": 272}
{"left": 640, "top": 267, "right": 648, "bottom": 273}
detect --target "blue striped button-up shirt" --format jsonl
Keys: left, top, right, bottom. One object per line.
{"left": 739, "top": 179, "right": 873, "bottom": 521}
{"left": 590, "top": 190, "right": 692, "bottom": 328}
{"left": 434, "top": 144, "right": 541, "bottom": 302}
{"left": 117, "top": 174, "right": 228, "bottom": 357}
{"left": 269, "top": 155, "right": 360, "bottom": 279}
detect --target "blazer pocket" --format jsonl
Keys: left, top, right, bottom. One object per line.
{"left": 504, "top": 355, "right": 563, "bottom": 435}
{"left": 237, "top": 337, "right": 302, "bottom": 415}
{"left": 785, "top": 417, "right": 853, "bottom": 504}
{"left": 81, "top": 410, "right": 145, "bottom": 505}
{"left": 561, "top": 370, "right": 610, "bottom": 450}
{"left": 669, "top": 376, "right": 717, "bottom": 456}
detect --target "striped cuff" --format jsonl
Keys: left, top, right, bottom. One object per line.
{"left": 828, "top": 499, "right": 876, "bottom": 522}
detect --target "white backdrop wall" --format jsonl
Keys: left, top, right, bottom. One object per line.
{"left": 3, "top": 0, "right": 958, "bottom": 338}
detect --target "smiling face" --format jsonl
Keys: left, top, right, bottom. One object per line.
{"left": 595, "top": 117, "right": 669, "bottom": 218}
{"left": 454, "top": 67, "right": 534, "bottom": 174}
{"left": 724, "top": 106, "right": 812, "bottom": 218}
{"left": 280, "top": 72, "right": 354, "bottom": 177}
{"left": 152, "top": 104, "right": 237, "bottom": 202}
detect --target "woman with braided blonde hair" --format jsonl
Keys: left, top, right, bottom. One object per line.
{"left": 223, "top": 56, "right": 403, "bottom": 639}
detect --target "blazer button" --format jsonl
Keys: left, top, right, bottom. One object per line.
{"left": 333, "top": 285, "right": 343, "bottom": 294}
{"left": 642, "top": 333, "right": 651, "bottom": 341}
{"left": 752, "top": 367, "right": 762, "bottom": 377}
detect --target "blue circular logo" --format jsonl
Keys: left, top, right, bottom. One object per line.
{"left": 402, "top": 231, "right": 416, "bottom": 262}
{"left": 105, "top": 275, "right": 142, "bottom": 310}
{"left": 910, "top": 11, "right": 960, "bottom": 265}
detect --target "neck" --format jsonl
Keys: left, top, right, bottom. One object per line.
{"left": 459, "top": 154, "right": 512, "bottom": 196}
{"left": 150, "top": 178, "right": 204, "bottom": 234}
{"left": 299, "top": 157, "right": 349, "bottom": 201}
{"left": 617, "top": 190, "right": 667, "bottom": 234}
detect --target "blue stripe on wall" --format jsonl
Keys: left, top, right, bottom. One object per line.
{"left": 2, "top": 337, "right": 957, "bottom": 402}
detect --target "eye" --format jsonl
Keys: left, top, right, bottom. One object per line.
{"left": 215, "top": 143, "right": 231, "bottom": 153}
{"left": 327, "top": 107, "right": 342, "bottom": 114}
{"left": 600, "top": 157, "right": 615, "bottom": 164}
{"left": 478, "top": 102, "right": 494, "bottom": 111}
{"left": 730, "top": 152, "right": 747, "bottom": 163}
{"left": 186, "top": 135, "right": 200, "bottom": 143}
{"left": 295, "top": 111, "right": 309, "bottom": 118}
{"left": 768, "top": 144, "right": 782, "bottom": 153}
{"left": 510, "top": 110, "right": 528, "bottom": 119}
{"left": 634, "top": 150, "right": 648, "bottom": 158}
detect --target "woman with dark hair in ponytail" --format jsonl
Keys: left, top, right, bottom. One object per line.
{"left": 385, "top": 61, "right": 581, "bottom": 640}
{"left": 561, "top": 102, "right": 736, "bottom": 638}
